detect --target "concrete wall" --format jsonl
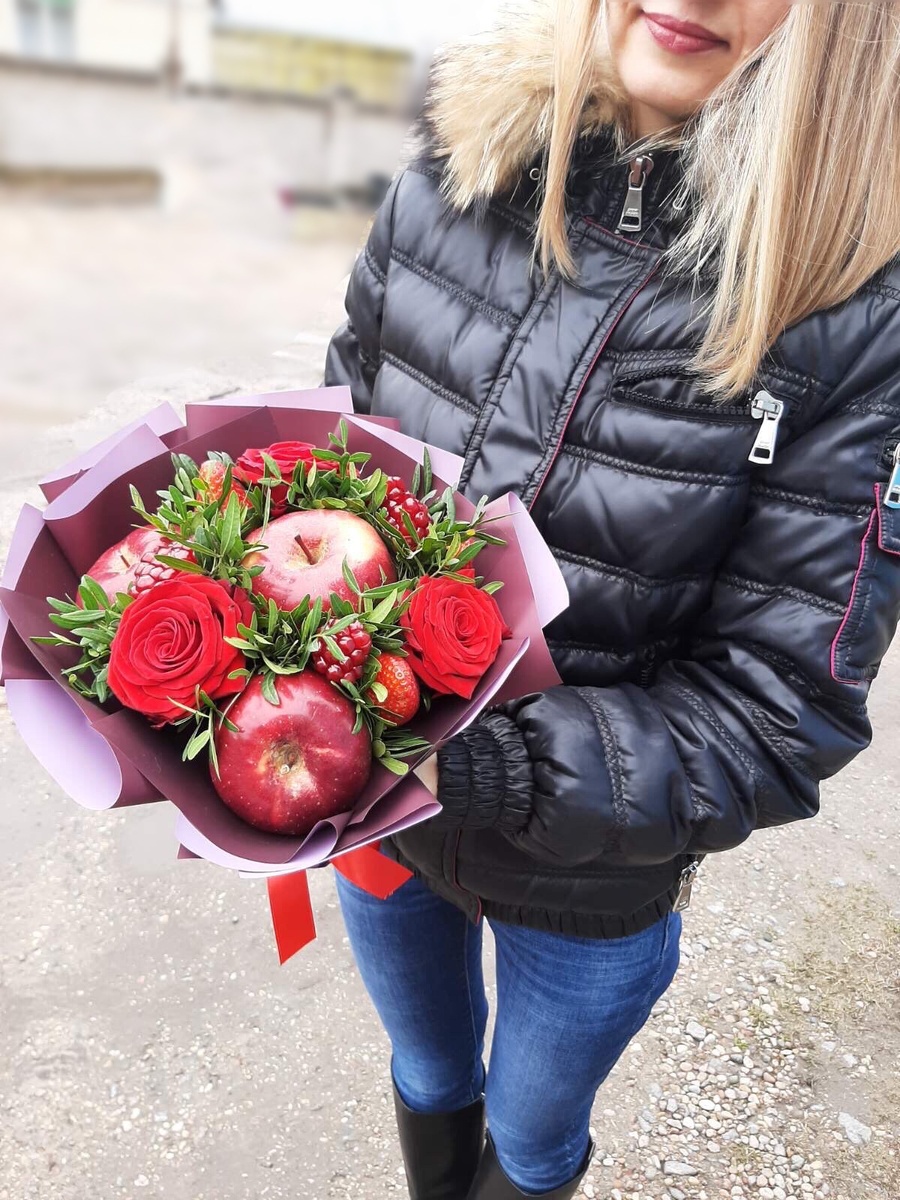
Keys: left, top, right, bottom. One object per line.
{"left": 0, "top": 57, "right": 409, "bottom": 216}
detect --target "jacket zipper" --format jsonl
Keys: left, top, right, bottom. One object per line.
{"left": 610, "top": 384, "right": 754, "bottom": 421}
{"left": 673, "top": 855, "right": 701, "bottom": 913}
{"left": 884, "top": 439, "right": 900, "bottom": 509}
{"left": 638, "top": 645, "right": 658, "bottom": 687}
{"left": 615, "top": 153, "right": 790, "bottom": 468}
{"left": 618, "top": 155, "right": 655, "bottom": 233}
{"left": 748, "top": 390, "right": 787, "bottom": 464}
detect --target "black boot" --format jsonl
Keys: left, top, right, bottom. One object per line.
{"left": 466, "top": 1133, "right": 595, "bottom": 1199}
{"left": 394, "top": 1084, "right": 486, "bottom": 1199}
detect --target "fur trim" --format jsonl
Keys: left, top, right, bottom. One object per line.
{"left": 418, "top": 1, "right": 625, "bottom": 207}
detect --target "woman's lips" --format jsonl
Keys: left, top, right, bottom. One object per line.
{"left": 642, "top": 11, "right": 728, "bottom": 54}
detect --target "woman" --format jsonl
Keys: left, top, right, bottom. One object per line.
{"left": 323, "top": 2, "right": 900, "bottom": 1197}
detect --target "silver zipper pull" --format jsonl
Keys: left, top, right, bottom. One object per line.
{"left": 748, "top": 390, "right": 786, "bottom": 465}
{"left": 885, "top": 442, "right": 900, "bottom": 509}
{"left": 673, "top": 859, "right": 700, "bottom": 913}
{"left": 617, "top": 156, "right": 654, "bottom": 233}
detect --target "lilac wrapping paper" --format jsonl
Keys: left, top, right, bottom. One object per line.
{"left": 0, "top": 390, "right": 568, "bottom": 877}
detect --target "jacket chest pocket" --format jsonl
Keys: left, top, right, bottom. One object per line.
{"left": 830, "top": 483, "right": 900, "bottom": 684}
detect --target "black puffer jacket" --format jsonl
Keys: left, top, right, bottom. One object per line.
{"left": 324, "top": 118, "right": 900, "bottom": 937}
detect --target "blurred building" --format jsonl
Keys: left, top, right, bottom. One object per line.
{"left": 0, "top": 0, "right": 413, "bottom": 212}
{"left": 212, "top": 19, "right": 413, "bottom": 110}
{"left": 0, "top": 0, "right": 211, "bottom": 81}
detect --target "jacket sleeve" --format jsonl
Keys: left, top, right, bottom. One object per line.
{"left": 435, "top": 336, "right": 900, "bottom": 867}
{"left": 322, "top": 170, "right": 403, "bottom": 414}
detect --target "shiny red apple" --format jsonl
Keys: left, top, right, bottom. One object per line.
{"left": 82, "top": 526, "right": 168, "bottom": 601}
{"left": 243, "top": 509, "right": 396, "bottom": 610}
{"left": 210, "top": 671, "right": 372, "bottom": 836}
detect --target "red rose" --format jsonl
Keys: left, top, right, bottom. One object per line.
{"left": 108, "top": 577, "right": 252, "bottom": 726}
{"left": 400, "top": 575, "right": 509, "bottom": 699}
{"left": 235, "top": 441, "right": 336, "bottom": 514}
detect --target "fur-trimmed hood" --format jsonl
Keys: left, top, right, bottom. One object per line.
{"left": 414, "top": 1, "right": 628, "bottom": 207}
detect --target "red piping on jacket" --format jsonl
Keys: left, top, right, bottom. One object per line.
{"left": 830, "top": 506, "right": 877, "bottom": 686}
{"left": 527, "top": 260, "right": 662, "bottom": 513}
{"left": 831, "top": 483, "right": 900, "bottom": 684}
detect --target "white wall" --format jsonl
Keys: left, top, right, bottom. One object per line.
{"left": 0, "top": 60, "right": 408, "bottom": 218}
{"left": 78, "top": 0, "right": 211, "bottom": 83}
{"left": 0, "top": 0, "right": 212, "bottom": 83}
{"left": 0, "top": 2, "right": 15, "bottom": 54}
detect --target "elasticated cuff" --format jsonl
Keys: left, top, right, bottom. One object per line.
{"left": 435, "top": 712, "right": 534, "bottom": 831}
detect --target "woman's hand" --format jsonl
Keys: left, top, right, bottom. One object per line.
{"left": 413, "top": 754, "right": 439, "bottom": 797}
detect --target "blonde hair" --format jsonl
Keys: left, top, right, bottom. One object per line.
{"left": 428, "top": 1, "right": 900, "bottom": 399}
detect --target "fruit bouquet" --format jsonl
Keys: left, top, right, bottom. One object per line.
{"left": 0, "top": 388, "right": 566, "bottom": 960}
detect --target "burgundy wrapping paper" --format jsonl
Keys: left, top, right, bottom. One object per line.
{"left": 1, "top": 390, "right": 569, "bottom": 960}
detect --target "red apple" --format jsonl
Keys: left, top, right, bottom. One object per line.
{"left": 82, "top": 526, "right": 168, "bottom": 601}
{"left": 211, "top": 671, "right": 372, "bottom": 836}
{"left": 243, "top": 509, "right": 396, "bottom": 610}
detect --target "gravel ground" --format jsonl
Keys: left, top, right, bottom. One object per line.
{"left": 1, "top": 204, "right": 898, "bottom": 1200}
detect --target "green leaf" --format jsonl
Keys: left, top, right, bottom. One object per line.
{"left": 322, "top": 634, "right": 344, "bottom": 661}
{"left": 454, "top": 541, "right": 485, "bottom": 567}
{"left": 380, "top": 756, "right": 410, "bottom": 777}
{"left": 185, "top": 727, "right": 212, "bottom": 761}
{"left": 50, "top": 609, "right": 107, "bottom": 628}
{"left": 77, "top": 576, "right": 109, "bottom": 611}
{"left": 260, "top": 452, "right": 283, "bottom": 483}
{"left": 369, "top": 681, "right": 388, "bottom": 704}
{"left": 224, "top": 636, "right": 256, "bottom": 652}
{"left": 261, "top": 673, "right": 281, "bottom": 706}
{"left": 300, "top": 596, "right": 324, "bottom": 643}
{"left": 482, "top": 581, "right": 504, "bottom": 595}
{"left": 219, "top": 491, "right": 242, "bottom": 560}
{"left": 341, "top": 558, "right": 362, "bottom": 596}
{"left": 155, "top": 555, "right": 207, "bottom": 576}
{"left": 366, "top": 589, "right": 401, "bottom": 627}
{"left": 261, "top": 656, "right": 300, "bottom": 676}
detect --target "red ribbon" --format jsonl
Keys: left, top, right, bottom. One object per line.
{"left": 266, "top": 842, "right": 412, "bottom": 964}
{"left": 332, "top": 841, "right": 414, "bottom": 899}
{"left": 266, "top": 871, "right": 316, "bottom": 965}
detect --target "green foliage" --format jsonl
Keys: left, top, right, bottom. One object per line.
{"left": 34, "top": 424, "right": 505, "bottom": 780}
{"left": 33, "top": 575, "right": 133, "bottom": 702}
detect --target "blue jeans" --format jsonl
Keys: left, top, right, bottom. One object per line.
{"left": 335, "top": 871, "right": 681, "bottom": 1193}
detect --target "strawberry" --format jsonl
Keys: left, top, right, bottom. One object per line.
{"left": 368, "top": 652, "right": 420, "bottom": 725}
{"left": 198, "top": 460, "right": 247, "bottom": 507}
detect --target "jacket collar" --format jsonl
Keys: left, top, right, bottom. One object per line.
{"left": 414, "top": 3, "right": 691, "bottom": 246}
{"left": 561, "top": 128, "right": 689, "bottom": 243}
